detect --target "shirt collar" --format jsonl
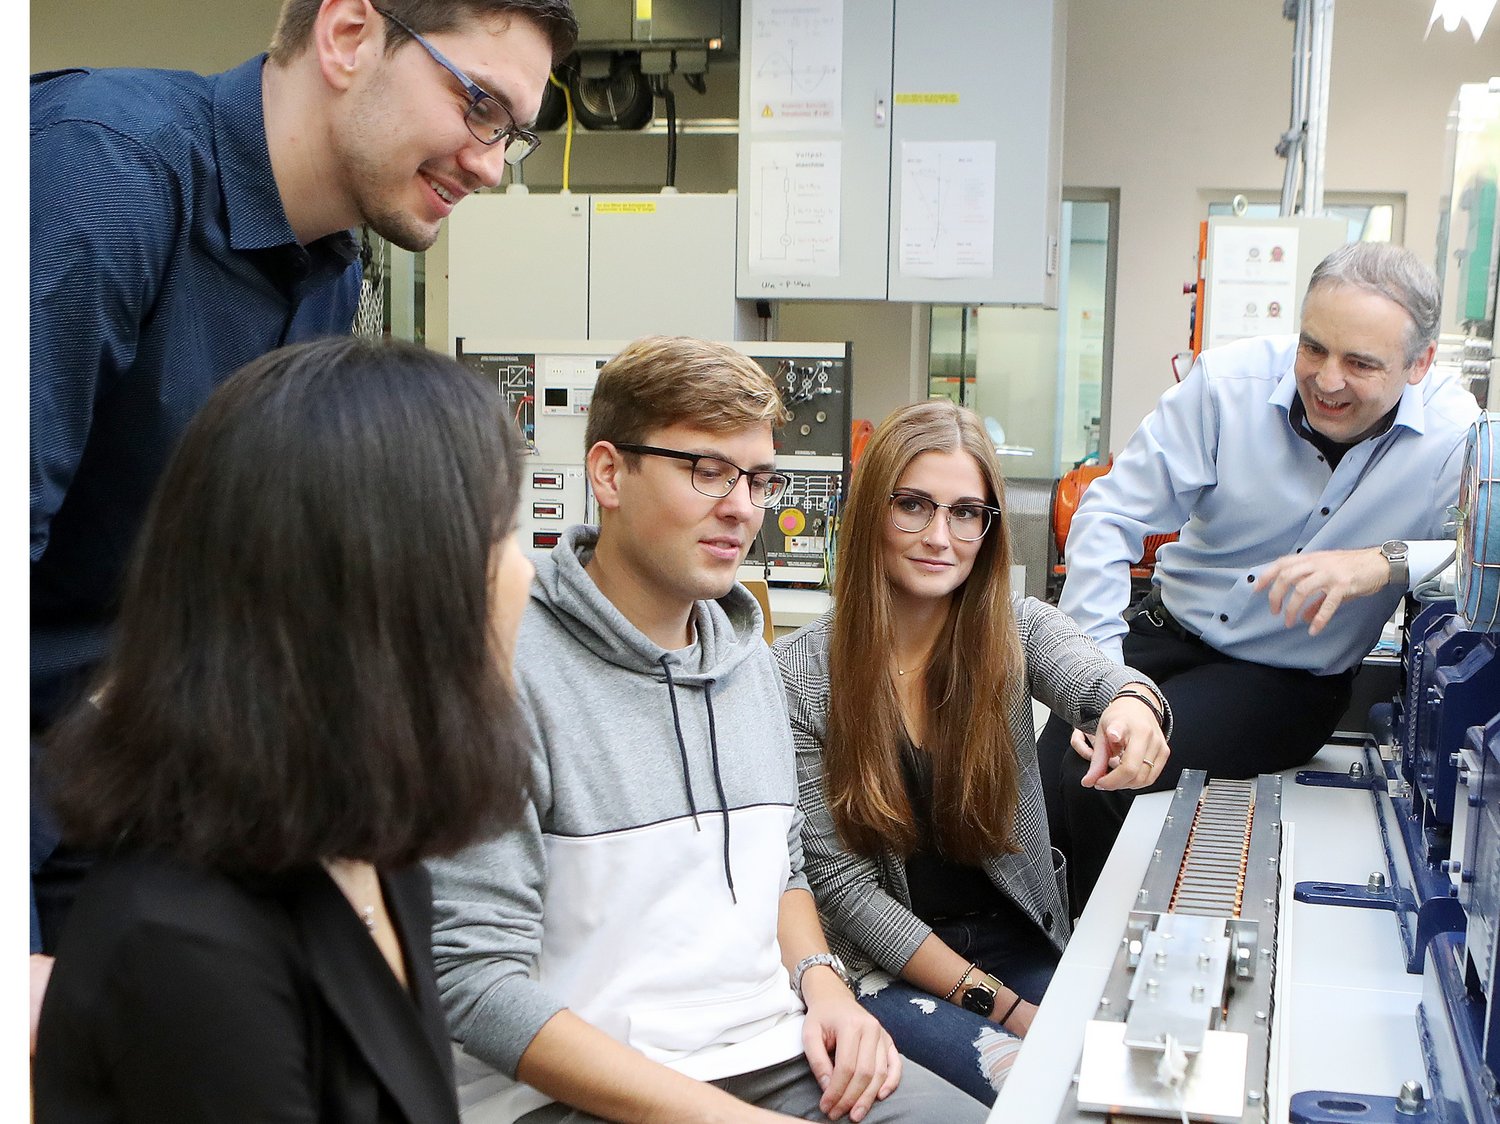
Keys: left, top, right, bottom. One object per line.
{"left": 213, "top": 55, "right": 301, "bottom": 253}
{"left": 1268, "top": 362, "right": 1428, "bottom": 438}
{"left": 211, "top": 55, "right": 356, "bottom": 266}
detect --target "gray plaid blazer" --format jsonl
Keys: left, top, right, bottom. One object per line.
{"left": 772, "top": 597, "right": 1160, "bottom": 985}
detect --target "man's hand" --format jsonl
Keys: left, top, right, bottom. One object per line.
{"left": 1254, "top": 547, "right": 1390, "bottom": 636}
{"left": 800, "top": 968, "right": 901, "bottom": 1123}
{"left": 1071, "top": 695, "right": 1169, "bottom": 791}
{"left": 31, "top": 954, "right": 54, "bottom": 1055}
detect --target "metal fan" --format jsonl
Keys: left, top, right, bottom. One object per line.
{"left": 1457, "top": 411, "right": 1500, "bottom": 630}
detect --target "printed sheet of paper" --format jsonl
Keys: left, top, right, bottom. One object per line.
{"left": 1206, "top": 226, "right": 1300, "bottom": 347}
{"left": 748, "top": 142, "right": 841, "bottom": 277}
{"left": 898, "top": 142, "right": 996, "bottom": 279}
{"left": 748, "top": 0, "right": 843, "bottom": 131}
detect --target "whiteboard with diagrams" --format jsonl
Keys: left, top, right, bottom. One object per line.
{"left": 749, "top": 0, "right": 843, "bottom": 131}
{"left": 748, "top": 141, "right": 842, "bottom": 276}
{"left": 897, "top": 141, "right": 997, "bottom": 279}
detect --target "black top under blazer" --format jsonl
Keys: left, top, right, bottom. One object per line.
{"left": 34, "top": 854, "right": 461, "bottom": 1124}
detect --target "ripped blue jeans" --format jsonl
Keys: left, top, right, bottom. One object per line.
{"left": 855, "top": 915, "right": 1059, "bottom": 1106}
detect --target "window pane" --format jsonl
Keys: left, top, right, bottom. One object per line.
{"left": 926, "top": 199, "right": 1112, "bottom": 478}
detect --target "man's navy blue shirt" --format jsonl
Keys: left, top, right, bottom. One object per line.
{"left": 30, "top": 56, "right": 362, "bottom": 729}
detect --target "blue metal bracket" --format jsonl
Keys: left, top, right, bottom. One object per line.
{"left": 1293, "top": 881, "right": 1464, "bottom": 973}
{"left": 1294, "top": 880, "right": 1414, "bottom": 912}
{"left": 1290, "top": 1091, "right": 1433, "bottom": 1123}
{"left": 1296, "top": 767, "right": 1383, "bottom": 790}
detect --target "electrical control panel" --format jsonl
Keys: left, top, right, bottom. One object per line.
{"left": 747, "top": 462, "right": 843, "bottom": 586}
{"left": 454, "top": 338, "right": 851, "bottom": 583}
{"left": 760, "top": 356, "right": 849, "bottom": 459}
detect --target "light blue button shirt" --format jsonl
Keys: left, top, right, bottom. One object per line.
{"left": 1060, "top": 333, "right": 1479, "bottom": 676}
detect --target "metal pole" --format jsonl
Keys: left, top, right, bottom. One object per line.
{"left": 1305, "top": 0, "right": 1335, "bottom": 216}
{"left": 1278, "top": 0, "right": 1310, "bottom": 215}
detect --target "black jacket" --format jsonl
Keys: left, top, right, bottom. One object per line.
{"left": 35, "top": 854, "right": 459, "bottom": 1123}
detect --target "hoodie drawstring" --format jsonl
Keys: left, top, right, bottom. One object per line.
{"left": 658, "top": 657, "right": 701, "bottom": 830}
{"left": 658, "top": 656, "right": 738, "bottom": 904}
{"left": 702, "top": 681, "right": 738, "bottom": 904}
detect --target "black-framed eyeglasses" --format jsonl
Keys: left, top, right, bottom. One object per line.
{"left": 615, "top": 444, "right": 791, "bottom": 509}
{"left": 372, "top": 6, "right": 541, "bottom": 164}
{"left": 888, "top": 491, "right": 999, "bottom": 541}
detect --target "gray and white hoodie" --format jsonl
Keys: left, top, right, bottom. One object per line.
{"left": 429, "top": 525, "right": 808, "bottom": 1122}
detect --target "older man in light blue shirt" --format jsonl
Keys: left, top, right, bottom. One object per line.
{"left": 1041, "top": 242, "right": 1480, "bottom": 909}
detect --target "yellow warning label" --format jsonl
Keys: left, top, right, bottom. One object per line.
{"left": 894, "top": 92, "right": 960, "bottom": 106}
{"left": 635, "top": 0, "right": 652, "bottom": 19}
{"left": 594, "top": 201, "right": 657, "bottom": 214}
{"left": 761, "top": 105, "right": 774, "bottom": 117}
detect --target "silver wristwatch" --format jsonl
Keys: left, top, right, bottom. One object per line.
{"left": 791, "top": 952, "right": 854, "bottom": 1000}
{"left": 1380, "top": 540, "right": 1409, "bottom": 588}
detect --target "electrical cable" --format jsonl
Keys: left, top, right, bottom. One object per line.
{"left": 547, "top": 71, "right": 575, "bottom": 193}
{"left": 652, "top": 75, "right": 678, "bottom": 189}
{"left": 1414, "top": 549, "right": 1458, "bottom": 602}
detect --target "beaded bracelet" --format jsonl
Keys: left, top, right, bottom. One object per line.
{"left": 943, "top": 961, "right": 978, "bottom": 1001}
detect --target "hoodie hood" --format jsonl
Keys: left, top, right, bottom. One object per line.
{"left": 529, "top": 524, "right": 766, "bottom": 685}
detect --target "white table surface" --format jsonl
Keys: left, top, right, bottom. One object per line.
{"left": 989, "top": 744, "right": 1427, "bottom": 1122}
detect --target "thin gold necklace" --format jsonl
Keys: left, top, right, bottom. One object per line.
{"left": 894, "top": 653, "right": 930, "bottom": 677}
{"left": 324, "top": 859, "right": 379, "bottom": 933}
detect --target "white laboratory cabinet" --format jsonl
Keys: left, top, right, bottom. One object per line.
{"left": 736, "top": 0, "right": 1066, "bottom": 306}
{"left": 446, "top": 191, "right": 755, "bottom": 347}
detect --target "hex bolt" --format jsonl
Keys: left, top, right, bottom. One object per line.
{"left": 1395, "top": 1080, "right": 1425, "bottom": 1115}
{"left": 1368, "top": 872, "right": 1388, "bottom": 891}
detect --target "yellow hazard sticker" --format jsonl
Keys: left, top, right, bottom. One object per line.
{"left": 894, "top": 93, "right": 960, "bottom": 105}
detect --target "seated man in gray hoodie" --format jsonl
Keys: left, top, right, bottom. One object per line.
{"left": 429, "top": 336, "right": 981, "bottom": 1124}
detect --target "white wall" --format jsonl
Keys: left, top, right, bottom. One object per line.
{"left": 1063, "top": 0, "right": 1498, "bottom": 447}
{"left": 31, "top": 0, "right": 281, "bottom": 72}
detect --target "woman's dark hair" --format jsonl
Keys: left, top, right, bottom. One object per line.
{"left": 47, "top": 336, "right": 529, "bottom": 873}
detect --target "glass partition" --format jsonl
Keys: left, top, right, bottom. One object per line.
{"left": 927, "top": 197, "right": 1114, "bottom": 479}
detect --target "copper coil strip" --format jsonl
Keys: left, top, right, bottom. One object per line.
{"left": 1169, "top": 778, "right": 1256, "bottom": 917}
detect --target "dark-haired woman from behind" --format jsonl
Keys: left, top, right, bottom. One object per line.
{"left": 34, "top": 337, "right": 534, "bottom": 1124}
{"left": 774, "top": 400, "right": 1171, "bottom": 1106}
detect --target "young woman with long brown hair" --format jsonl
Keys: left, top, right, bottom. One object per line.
{"left": 773, "top": 400, "right": 1171, "bottom": 1105}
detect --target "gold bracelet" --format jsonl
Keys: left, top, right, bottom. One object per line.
{"left": 943, "top": 961, "right": 977, "bottom": 1002}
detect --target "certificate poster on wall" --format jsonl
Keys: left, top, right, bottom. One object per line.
{"left": 1205, "top": 225, "right": 1299, "bottom": 347}
{"left": 748, "top": 0, "right": 843, "bottom": 131}
{"left": 898, "top": 141, "right": 997, "bottom": 279}
{"left": 748, "top": 141, "right": 842, "bottom": 277}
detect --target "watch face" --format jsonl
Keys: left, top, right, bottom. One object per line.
{"left": 960, "top": 983, "right": 996, "bottom": 1017}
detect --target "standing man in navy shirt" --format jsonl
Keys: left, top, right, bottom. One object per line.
{"left": 30, "top": 0, "right": 578, "bottom": 1045}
